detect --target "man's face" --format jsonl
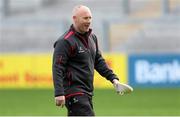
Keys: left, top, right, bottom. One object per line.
{"left": 73, "top": 9, "right": 92, "bottom": 33}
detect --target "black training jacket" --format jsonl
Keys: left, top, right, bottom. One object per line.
{"left": 52, "top": 25, "right": 119, "bottom": 97}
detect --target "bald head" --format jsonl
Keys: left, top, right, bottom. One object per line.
{"left": 72, "top": 5, "right": 92, "bottom": 33}
{"left": 72, "top": 5, "right": 92, "bottom": 17}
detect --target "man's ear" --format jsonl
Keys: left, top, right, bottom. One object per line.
{"left": 73, "top": 16, "right": 76, "bottom": 20}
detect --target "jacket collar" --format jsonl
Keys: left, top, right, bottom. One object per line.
{"left": 70, "top": 25, "right": 92, "bottom": 37}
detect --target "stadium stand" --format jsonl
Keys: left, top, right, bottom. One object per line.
{"left": 109, "top": 0, "right": 180, "bottom": 53}
{"left": 111, "top": 16, "right": 180, "bottom": 53}
{"left": 0, "top": 0, "right": 180, "bottom": 53}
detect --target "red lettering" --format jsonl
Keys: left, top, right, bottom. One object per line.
{"left": 25, "top": 72, "right": 52, "bottom": 84}
{"left": 106, "top": 59, "right": 112, "bottom": 69}
{"left": 0, "top": 74, "right": 19, "bottom": 83}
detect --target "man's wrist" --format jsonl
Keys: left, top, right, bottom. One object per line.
{"left": 113, "top": 79, "right": 119, "bottom": 84}
{"left": 55, "top": 90, "right": 64, "bottom": 97}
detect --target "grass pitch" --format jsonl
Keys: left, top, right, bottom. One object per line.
{"left": 0, "top": 88, "right": 180, "bottom": 116}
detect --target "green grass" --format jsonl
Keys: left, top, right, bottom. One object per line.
{"left": 0, "top": 88, "right": 180, "bottom": 116}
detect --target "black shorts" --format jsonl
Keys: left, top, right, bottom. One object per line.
{"left": 65, "top": 94, "right": 95, "bottom": 116}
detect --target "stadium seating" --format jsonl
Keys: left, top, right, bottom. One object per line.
{"left": 0, "top": 0, "right": 180, "bottom": 53}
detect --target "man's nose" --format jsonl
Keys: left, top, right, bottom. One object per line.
{"left": 87, "top": 21, "right": 90, "bottom": 24}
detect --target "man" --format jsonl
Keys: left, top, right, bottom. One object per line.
{"left": 52, "top": 5, "right": 126, "bottom": 116}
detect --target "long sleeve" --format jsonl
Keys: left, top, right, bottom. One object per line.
{"left": 94, "top": 37, "right": 119, "bottom": 83}
{"left": 52, "top": 39, "right": 70, "bottom": 97}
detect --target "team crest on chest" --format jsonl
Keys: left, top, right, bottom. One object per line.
{"left": 78, "top": 46, "right": 86, "bottom": 53}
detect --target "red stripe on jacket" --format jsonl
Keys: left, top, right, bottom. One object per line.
{"left": 64, "top": 31, "right": 74, "bottom": 39}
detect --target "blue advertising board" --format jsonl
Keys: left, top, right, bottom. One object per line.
{"left": 128, "top": 54, "right": 180, "bottom": 87}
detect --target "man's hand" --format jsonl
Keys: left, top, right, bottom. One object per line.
{"left": 113, "top": 79, "right": 133, "bottom": 95}
{"left": 55, "top": 96, "right": 65, "bottom": 108}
